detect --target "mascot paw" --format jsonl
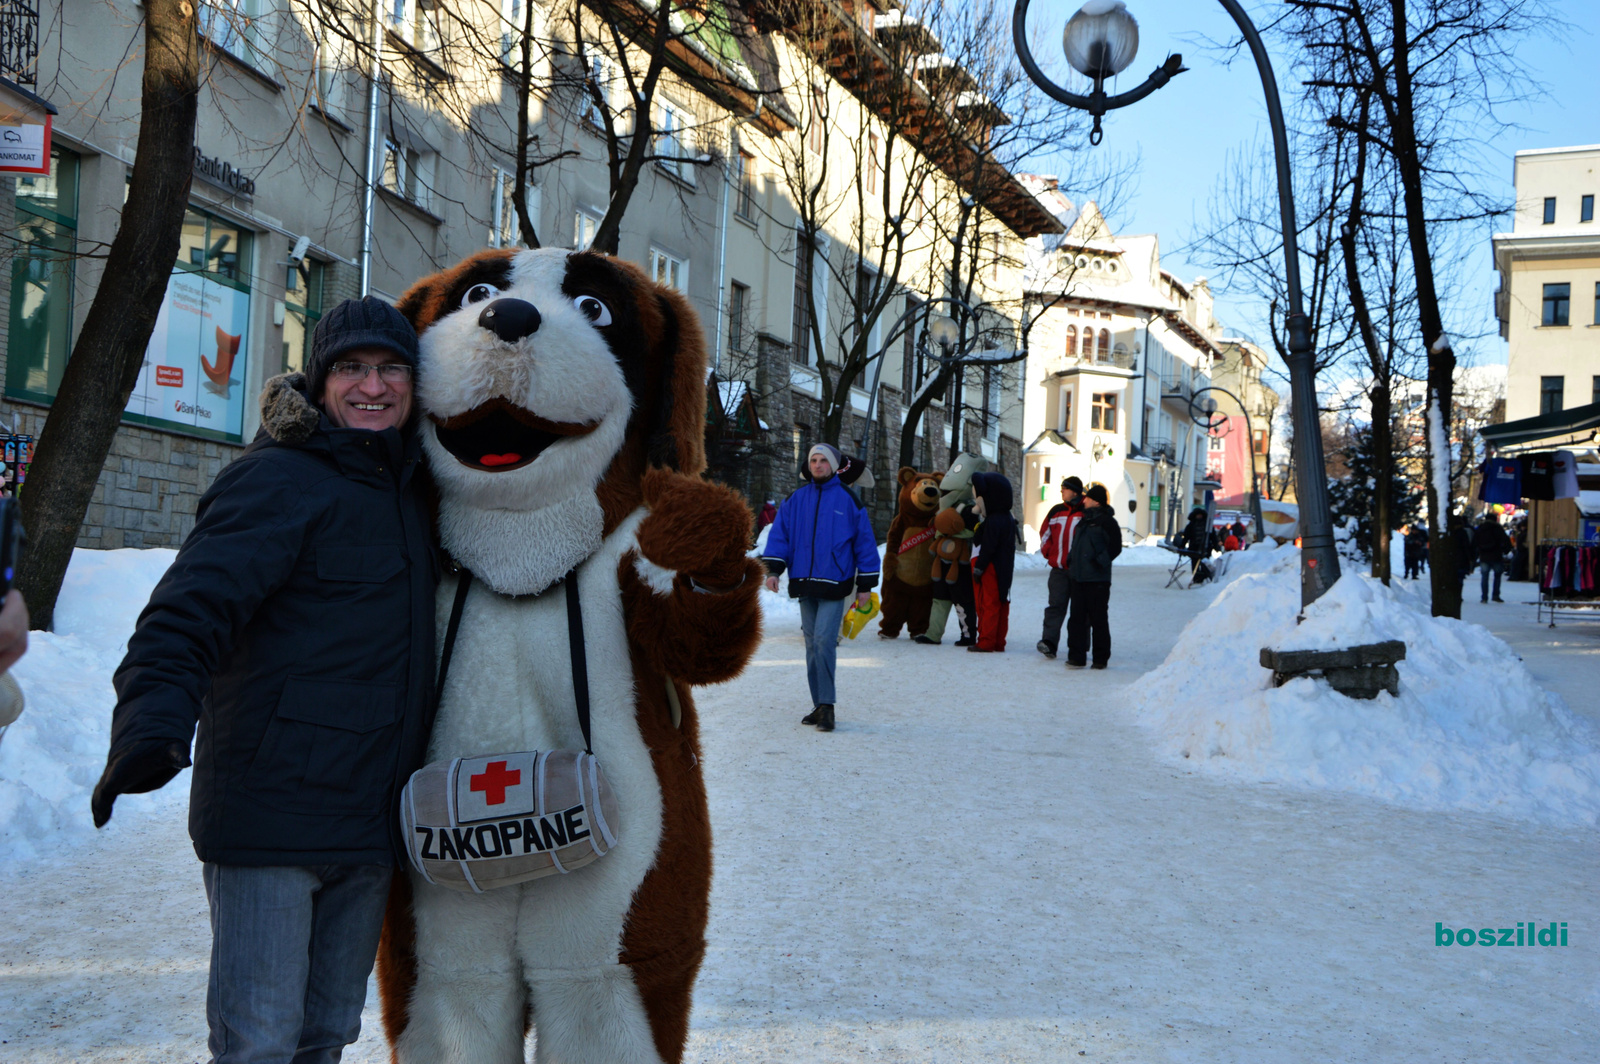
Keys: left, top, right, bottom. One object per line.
{"left": 637, "top": 468, "right": 753, "bottom": 589}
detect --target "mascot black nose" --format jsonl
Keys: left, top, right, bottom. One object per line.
{"left": 478, "top": 298, "right": 541, "bottom": 342}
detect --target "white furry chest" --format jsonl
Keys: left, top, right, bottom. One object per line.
{"left": 429, "top": 514, "right": 644, "bottom": 762}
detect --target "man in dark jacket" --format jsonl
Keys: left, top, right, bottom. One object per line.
{"left": 90, "top": 297, "right": 437, "bottom": 1064}
{"left": 1036, "top": 476, "right": 1082, "bottom": 658}
{"left": 1174, "top": 506, "right": 1214, "bottom": 584}
{"left": 762, "top": 443, "right": 881, "bottom": 731}
{"left": 969, "top": 472, "right": 1017, "bottom": 652}
{"left": 1473, "top": 514, "right": 1512, "bottom": 603}
{"left": 1066, "top": 482, "right": 1120, "bottom": 669}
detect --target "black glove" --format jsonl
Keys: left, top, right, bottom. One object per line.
{"left": 91, "top": 739, "right": 192, "bottom": 828}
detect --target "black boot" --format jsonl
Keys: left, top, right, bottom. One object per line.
{"left": 801, "top": 706, "right": 821, "bottom": 725}
{"left": 816, "top": 704, "right": 835, "bottom": 732}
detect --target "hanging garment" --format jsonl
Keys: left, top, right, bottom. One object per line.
{"left": 1552, "top": 450, "right": 1580, "bottom": 500}
{"left": 1479, "top": 458, "right": 1523, "bottom": 505}
{"left": 1523, "top": 452, "right": 1556, "bottom": 501}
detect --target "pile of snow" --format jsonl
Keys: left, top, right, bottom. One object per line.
{"left": 0, "top": 549, "right": 180, "bottom": 862}
{"left": 1130, "top": 551, "right": 1600, "bottom": 825}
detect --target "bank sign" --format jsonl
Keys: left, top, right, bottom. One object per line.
{"left": 0, "top": 89, "right": 53, "bottom": 175}
{"left": 124, "top": 271, "right": 250, "bottom": 440}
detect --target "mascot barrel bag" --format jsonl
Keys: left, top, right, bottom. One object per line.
{"left": 401, "top": 570, "right": 619, "bottom": 892}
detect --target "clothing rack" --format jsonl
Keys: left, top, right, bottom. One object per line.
{"left": 1536, "top": 539, "right": 1600, "bottom": 628}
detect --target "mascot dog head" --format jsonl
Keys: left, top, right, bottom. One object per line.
{"left": 397, "top": 248, "right": 707, "bottom": 595}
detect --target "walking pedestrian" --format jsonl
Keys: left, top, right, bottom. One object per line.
{"left": 761, "top": 443, "right": 881, "bottom": 732}
{"left": 1473, "top": 514, "right": 1511, "bottom": 603}
{"left": 969, "top": 471, "right": 1017, "bottom": 653}
{"left": 1036, "top": 476, "right": 1083, "bottom": 659}
{"left": 90, "top": 297, "right": 438, "bottom": 1064}
{"left": 1450, "top": 515, "right": 1474, "bottom": 597}
{"left": 1065, "top": 482, "right": 1120, "bottom": 669}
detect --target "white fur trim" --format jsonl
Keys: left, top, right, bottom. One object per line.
{"left": 439, "top": 491, "right": 605, "bottom": 597}
{"left": 632, "top": 556, "right": 678, "bottom": 596}
{"left": 406, "top": 509, "right": 665, "bottom": 1064}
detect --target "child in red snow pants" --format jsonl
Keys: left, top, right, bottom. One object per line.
{"left": 974, "top": 566, "right": 1009, "bottom": 651}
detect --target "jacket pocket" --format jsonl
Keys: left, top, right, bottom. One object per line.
{"left": 316, "top": 546, "right": 405, "bottom": 583}
{"left": 246, "top": 677, "right": 403, "bottom": 814}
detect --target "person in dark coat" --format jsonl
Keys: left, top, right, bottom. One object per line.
{"left": 1473, "top": 515, "right": 1512, "bottom": 603}
{"left": 968, "top": 472, "right": 1017, "bottom": 652}
{"left": 762, "top": 443, "right": 881, "bottom": 731}
{"left": 1066, "top": 482, "right": 1121, "bottom": 669}
{"left": 91, "top": 297, "right": 438, "bottom": 1064}
{"left": 1174, "top": 506, "right": 1214, "bottom": 584}
{"left": 1450, "top": 515, "right": 1474, "bottom": 596}
{"left": 1036, "top": 476, "right": 1083, "bottom": 658}
{"left": 1403, "top": 524, "right": 1428, "bottom": 580}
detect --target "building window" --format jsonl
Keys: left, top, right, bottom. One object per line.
{"left": 655, "top": 101, "right": 695, "bottom": 185}
{"left": 283, "top": 257, "right": 326, "bottom": 375}
{"left": 1543, "top": 197, "right": 1556, "bottom": 225}
{"left": 1252, "top": 428, "right": 1268, "bottom": 455}
{"left": 1593, "top": 375, "right": 1600, "bottom": 406}
{"left": 650, "top": 247, "right": 686, "bottom": 291}
{"left": 733, "top": 147, "right": 755, "bottom": 219}
{"left": 492, "top": 168, "right": 540, "bottom": 248}
{"left": 1594, "top": 281, "right": 1600, "bottom": 325}
{"left": 1542, "top": 282, "right": 1570, "bottom": 326}
{"left": 1097, "top": 328, "right": 1110, "bottom": 361}
{"left": 382, "top": 139, "right": 435, "bottom": 212}
{"left": 120, "top": 204, "right": 256, "bottom": 441}
{"left": 313, "top": 3, "right": 350, "bottom": 114}
{"left": 727, "top": 281, "right": 749, "bottom": 354}
{"left": 1091, "top": 391, "right": 1117, "bottom": 432}
{"left": 389, "top": 0, "right": 442, "bottom": 53}
{"left": 1584, "top": 195, "right": 1595, "bottom": 223}
{"left": 901, "top": 295, "right": 924, "bottom": 395}
{"left": 201, "top": 0, "right": 274, "bottom": 70}
{"left": 7, "top": 148, "right": 80, "bottom": 406}
{"left": 1057, "top": 387, "right": 1072, "bottom": 434}
{"left": 792, "top": 234, "right": 813, "bottom": 365}
{"left": 1080, "top": 327, "right": 1093, "bottom": 359}
{"left": 573, "top": 209, "right": 601, "bottom": 250}
{"left": 1540, "top": 376, "right": 1563, "bottom": 415}
{"left": 1064, "top": 324, "right": 1077, "bottom": 359}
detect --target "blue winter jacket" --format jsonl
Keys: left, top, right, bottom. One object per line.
{"left": 762, "top": 474, "right": 881, "bottom": 600}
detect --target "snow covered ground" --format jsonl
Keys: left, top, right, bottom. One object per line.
{"left": 2, "top": 549, "right": 1597, "bottom": 1061}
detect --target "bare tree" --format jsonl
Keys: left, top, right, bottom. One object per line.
{"left": 18, "top": 0, "right": 200, "bottom": 629}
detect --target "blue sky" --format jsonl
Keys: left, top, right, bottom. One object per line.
{"left": 1021, "top": 0, "right": 1600, "bottom": 375}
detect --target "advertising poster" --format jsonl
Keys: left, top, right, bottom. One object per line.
{"left": 125, "top": 270, "right": 250, "bottom": 440}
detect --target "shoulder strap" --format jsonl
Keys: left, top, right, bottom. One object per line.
{"left": 434, "top": 566, "right": 592, "bottom": 756}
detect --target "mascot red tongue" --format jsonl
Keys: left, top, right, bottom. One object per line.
{"left": 379, "top": 248, "right": 763, "bottom": 1064}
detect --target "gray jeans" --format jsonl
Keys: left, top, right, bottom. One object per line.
{"left": 799, "top": 595, "right": 849, "bottom": 706}
{"left": 204, "top": 863, "right": 392, "bottom": 1064}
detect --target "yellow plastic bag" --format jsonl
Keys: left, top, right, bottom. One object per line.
{"left": 840, "top": 592, "right": 880, "bottom": 640}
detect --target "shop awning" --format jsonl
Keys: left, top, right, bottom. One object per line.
{"left": 1480, "top": 400, "right": 1600, "bottom": 450}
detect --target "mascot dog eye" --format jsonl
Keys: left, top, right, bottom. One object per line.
{"left": 380, "top": 248, "right": 764, "bottom": 1064}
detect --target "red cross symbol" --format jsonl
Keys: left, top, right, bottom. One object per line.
{"left": 469, "top": 760, "right": 521, "bottom": 805}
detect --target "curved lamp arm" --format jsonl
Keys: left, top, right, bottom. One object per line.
{"left": 1012, "top": 0, "right": 1187, "bottom": 143}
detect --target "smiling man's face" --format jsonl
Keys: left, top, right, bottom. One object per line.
{"left": 320, "top": 347, "right": 414, "bottom": 431}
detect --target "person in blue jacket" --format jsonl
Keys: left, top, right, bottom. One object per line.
{"left": 762, "top": 443, "right": 880, "bottom": 732}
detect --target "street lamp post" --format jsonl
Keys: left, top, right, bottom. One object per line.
{"left": 1188, "top": 385, "right": 1265, "bottom": 544}
{"left": 856, "top": 296, "right": 974, "bottom": 470}
{"left": 1011, "top": 0, "right": 1341, "bottom": 609}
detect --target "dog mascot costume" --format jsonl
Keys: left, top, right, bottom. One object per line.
{"left": 372, "top": 248, "right": 763, "bottom": 1063}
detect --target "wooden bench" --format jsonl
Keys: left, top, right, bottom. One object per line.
{"left": 1259, "top": 640, "right": 1407, "bottom": 699}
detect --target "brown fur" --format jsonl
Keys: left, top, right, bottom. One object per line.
{"left": 379, "top": 249, "right": 758, "bottom": 1063}
{"left": 879, "top": 466, "right": 944, "bottom": 638}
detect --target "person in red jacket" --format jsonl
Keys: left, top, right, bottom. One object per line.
{"left": 1036, "top": 476, "right": 1083, "bottom": 658}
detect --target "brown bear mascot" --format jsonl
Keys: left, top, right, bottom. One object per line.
{"left": 877, "top": 466, "right": 943, "bottom": 639}
{"left": 372, "top": 248, "right": 764, "bottom": 1063}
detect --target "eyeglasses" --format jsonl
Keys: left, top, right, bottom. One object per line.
{"left": 329, "top": 362, "right": 414, "bottom": 383}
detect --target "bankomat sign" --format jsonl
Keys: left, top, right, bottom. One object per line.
{"left": 193, "top": 147, "right": 256, "bottom": 197}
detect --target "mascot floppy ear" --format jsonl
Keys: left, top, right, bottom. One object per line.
{"left": 898, "top": 466, "right": 918, "bottom": 488}
{"left": 641, "top": 283, "right": 709, "bottom": 477}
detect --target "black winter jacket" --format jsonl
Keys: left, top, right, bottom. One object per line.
{"left": 1068, "top": 505, "right": 1121, "bottom": 583}
{"left": 109, "top": 388, "right": 437, "bottom": 866}
{"left": 1472, "top": 520, "right": 1511, "bottom": 563}
{"left": 970, "top": 473, "right": 1017, "bottom": 598}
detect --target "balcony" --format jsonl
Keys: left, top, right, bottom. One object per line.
{"left": 1049, "top": 349, "right": 1137, "bottom": 376}
{"left": 2, "top": 0, "right": 40, "bottom": 85}
{"left": 1144, "top": 437, "right": 1176, "bottom": 462}
{"left": 1160, "top": 373, "right": 1191, "bottom": 403}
